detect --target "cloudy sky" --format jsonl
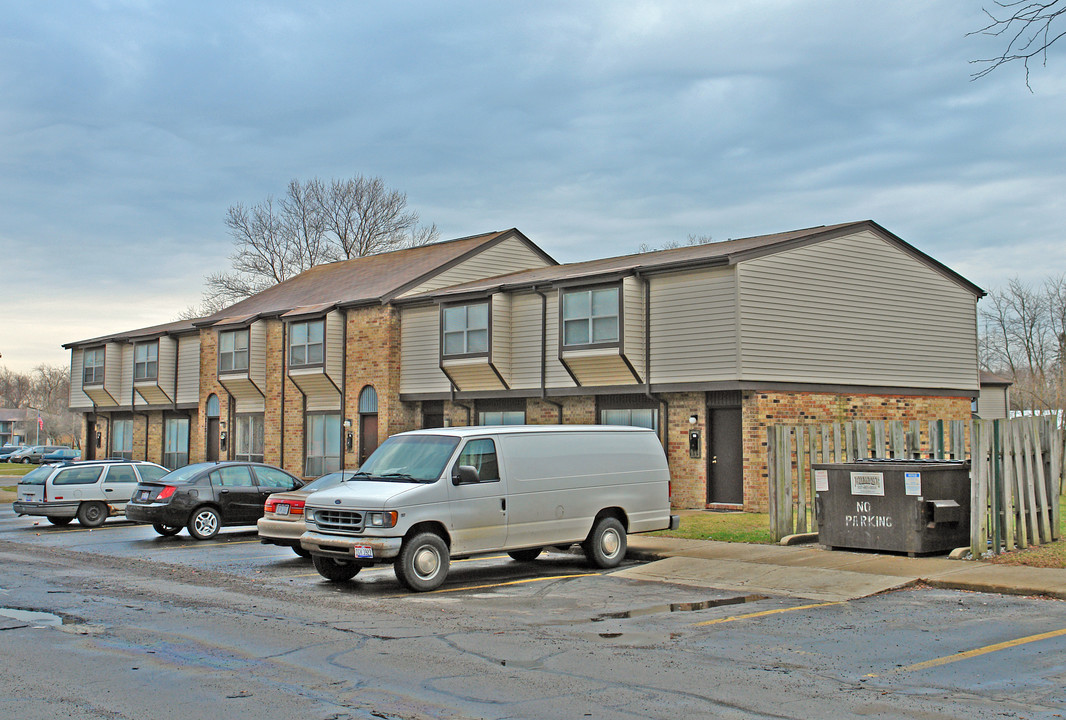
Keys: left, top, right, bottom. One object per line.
{"left": 2, "top": 1, "right": 1064, "bottom": 373}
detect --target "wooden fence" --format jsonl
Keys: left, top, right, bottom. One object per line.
{"left": 765, "top": 418, "right": 1064, "bottom": 553}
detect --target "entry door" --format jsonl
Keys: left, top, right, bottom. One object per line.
{"left": 206, "top": 418, "right": 220, "bottom": 462}
{"left": 359, "top": 414, "right": 379, "bottom": 465}
{"left": 707, "top": 407, "right": 743, "bottom": 505}
{"left": 85, "top": 420, "right": 96, "bottom": 461}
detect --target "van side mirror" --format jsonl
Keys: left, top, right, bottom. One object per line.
{"left": 452, "top": 465, "right": 480, "bottom": 485}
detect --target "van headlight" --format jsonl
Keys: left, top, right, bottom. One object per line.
{"left": 367, "top": 511, "right": 398, "bottom": 528}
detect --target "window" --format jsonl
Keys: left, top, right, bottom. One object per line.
{"left": 209, "top": 465, "right": 254, "bottom": 487}
{"left": 104, "top": 465, "right": 138, "bottom": 484}
{"left": 254, "top": 466, "right": 299, "bottom": 490}
{"left": 562, "top": 287, "right": 619, "bottom": 347}
{"left": 137, "top": 465, "right": 169, "bottom": 482}
{"left": 164, "top": 417, "right": 190, "bottom": 469}
{"left": 601, "top": 408, "right": 658, "bottom": 431}
{"left": 289, "top": 319, "right": 324, "bottom": 367}
{"left": 53, "top": 466, "right": 103, "bottom": 485}
{"left": 478, "top": 410, "right": 525, "bottom": 425}
{"left": 112, "top": 418, "right": 133, "bottom": 460}
{"left": 133, "top": 341, "right": 158, "bottom": 381}
{"left": 219, "top": 329, "right": 249, "bottom": 372}
{"left": 84, "top": 348, "right": 104, "bottom": 385}
{"left": 456, "top": 438, "right": 500, "bottom": 482}
{"left": 305, "top": 413, "right": 341, "bottom": 477}
{"left": 235, "top": 414, "right": 264, "bottom": 463}
{"left": 442, "top": 302, "right": 489, "bottom": 356}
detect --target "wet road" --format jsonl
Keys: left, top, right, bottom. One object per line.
{"left": 0, "top": 507, "right": 1064, "bottom": 719}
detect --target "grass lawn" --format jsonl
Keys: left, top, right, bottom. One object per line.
{"left": 650, "top": 511, "right": 774, "bottom": 544}
{"left": 0, "top": 464, "right": 38, "bottom": 478}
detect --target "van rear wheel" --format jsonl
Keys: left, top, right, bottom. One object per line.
{"left": 508, "top": 548, "right": 542, "bottom": 562}
{"left": 46, "top": 516, "right": 73, "bottom": 526}
{"left": 395, "top": 532, "right": 449, "bottom": 592}
{"left": 77, "top": 501, "right": 108, "bottom": 528}
{"left": 583, "top": 516, "right": 627, "bottom": 568}
{"left": 312, "top": 554, "right": 361, "bottom": 582}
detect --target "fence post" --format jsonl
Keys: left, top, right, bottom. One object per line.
{"left": 796, "top": 426, "right": 807, "bottom": 534}
{"left": 1012, "top": 422, "right": 1030, "bottom": 548}
{"left": 970, "top": 420, "right": 986, "bottom": 559}
{"left": 833, "top": 422, "right": 843, "bottom": 463}
{"left": 1050, "top": 421, "right": 1062, "bottom": 540}
{"left": 767, "top": 425, "right": 778, "bottom": 542}
{"left": 1029, "top": 418, "right": 1052, "bottom": 544}
{"left": 808, "top": 429, "right": 818, "bottom": 533}
{"left": 999, "top": 419, "right": 1015, "bottom": 552}
{"left": 989, "top": 420, "right": 999, "bottom": 554}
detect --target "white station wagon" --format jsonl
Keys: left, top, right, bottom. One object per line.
{"left": 13, "top": 460, "right": 169, "bottom": 527}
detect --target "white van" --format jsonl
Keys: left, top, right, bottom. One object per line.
{"left": 14, "top": 460, "right": 169, "bottom": 527}
{"left": 300, "top": 425, "right": 679, "bottom": 591}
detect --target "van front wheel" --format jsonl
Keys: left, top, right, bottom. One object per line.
{"left": 312, "top": 555, "right": 361, "bottom": 582}
{"left": 77, "top": 501, "right": 108, "bottom": 528}
{"left": 395, "top": 533, "right": 449, "bottom": 592}
{"left": 583, "top": 516, "right": 627, "bottom": 568}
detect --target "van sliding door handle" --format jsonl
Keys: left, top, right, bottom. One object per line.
{"left": 500, "top": 498, "right": 506, "bottom": 512}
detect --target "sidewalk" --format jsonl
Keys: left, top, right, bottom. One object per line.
{"left": 623, "top": 535, "right": 1066, "bottom": 602}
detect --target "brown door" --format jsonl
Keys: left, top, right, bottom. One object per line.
{"left": 359, "top": 414, "right": 379, "bottom": 465}
{"left": 707, "top": 407, "right": 743, "bottom": 504}
{"left": 206, "top": 418, "right": 220, "bottom": 462}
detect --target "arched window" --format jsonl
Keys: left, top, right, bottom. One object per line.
{"left": 206, "top": 394, "right": 220, "bottom": 418}
{"left": 358, "top": 386, "right": 378, "bottom": 414}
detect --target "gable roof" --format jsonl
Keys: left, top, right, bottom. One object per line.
{"left": 193, "top": 229, "right": 554, "bottom": 327}
{"left": 395, "top": 220, "right": 985, "bottom": 303}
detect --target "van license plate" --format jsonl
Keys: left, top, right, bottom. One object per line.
{"left": 275, "top": 504, "right": 289, "bottom": 515}
{"left": 353, "top": 546, "right": 373, "bottom": 559}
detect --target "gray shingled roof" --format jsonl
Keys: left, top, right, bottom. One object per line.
{"left": 64, "top": 317, "right": 201, "bottom": 349}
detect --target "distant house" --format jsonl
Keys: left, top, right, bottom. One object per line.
{"left": 65, "top": 221, "right": 983, "bottom": 510}
{"left": 0, "top": 408, "right": 31, "bottom": 446}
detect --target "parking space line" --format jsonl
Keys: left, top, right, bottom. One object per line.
{"left": 420, "top": 572, "right": 602, "bottom": 595}
{"left": 692, "top": 601, "right": 843, "bottom": 627}
{"left": 157, "top": 539, "right": 262, "bottom": 550}
{"left": 865, "top": 627, "right": 1066, "bottom": 677}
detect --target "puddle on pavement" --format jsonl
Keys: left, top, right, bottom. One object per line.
{"left": 591, "top": 594, "right": 767, "bottom": 622}
{"left": 0, "top": 607, "right": 64, "bottom": 628}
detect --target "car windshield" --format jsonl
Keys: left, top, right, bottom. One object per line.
{"left": 356, "top": 435, "right": 460, "bottom": 482}
{"left": 19, "top": 466, "right": 53, "bottom": 486}
{"left": 302, "top": 471, "right": 356, "bottom": 492}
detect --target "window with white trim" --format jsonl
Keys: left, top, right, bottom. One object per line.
{"left": 305, "top": 413, "right": 341, "bottom": 476}
{"left": 83, "top": 348, "right": 104, "bottom": 385}
{"left": 218, "top": 329, "right": 249, "bottom": 372}
{"left": 163, "top": 417, "right": 189, "bottom": 468}
{"left": 112, "top": 417, "right": 134, "bottom": 460}
{"left": 235, "top": 414, "right": 264, "bottom": 463}
{"left": 442, "top": 302, "right": 489, "bottom": 356}
{"left": 289, "top": 319, "right": 325, "bottom": 367}
{"left": 562, "top": 287, "right": 619, "bottom": 347}
{"left": 134, "top": 341, "right": 158, "bottom": 381}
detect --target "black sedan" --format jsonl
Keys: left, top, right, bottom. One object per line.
{"left": 126, "top": 462, "right": 303, "bottom": 539}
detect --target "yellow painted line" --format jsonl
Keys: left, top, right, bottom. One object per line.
{"left": 693, "top": 601, "right": 842, "bottom": 627}
{"left": 423, "top": 572, "right": 601, "bottom": 595}
{"left": 158, "top": 539, "right": 262, "bottom": 550}
{"left": 864, "top": 627, "right": 1066, "bottom": 677}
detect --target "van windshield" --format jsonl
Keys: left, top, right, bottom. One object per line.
{"left": 355, "top": 435, "right": 460, "bottom": 483}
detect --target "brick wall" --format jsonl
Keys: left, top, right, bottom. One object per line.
{"left": 662, "top": 392, "right": 706, "bottom": 509}
{"left": 741, "top": 390, "right": 971, "bottom": 512}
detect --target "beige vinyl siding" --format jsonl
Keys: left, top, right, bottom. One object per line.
{"left": 400, "top": 305, "right": 450, "bottom": 394}
{"left": 325, "top": 311, "right": 344, "bottom": 386}
{"left": 560, "top": 351, "right": 638, "bottom": 386}
{"left": 156, "top": 336, "right": 177, "bottom": 401}
{"left": 104, "top": 343, "right": 124, "bottom": 401}
{"left": 490, "top": 293, "right": 511, "bottom": 384}
{"left": 647, "top": 267, "right": 738, "bottom": 384}
{"left": 544, "top": 292, "right": 576, "bottom": 389}
{"left": 68, "top": 349, "right": 93, "bottom": 409}
{"left": 232, "top": 385, "right": 266, "bottom": 413}
{"left": 398, "top": 236, "right": 551, "bottom": 297}
{"left": 176, "top": 335, "right": 200, "bottom": 404}
{"left": 290, "top": 369, "right": 342, "bottom": 411}
{"left": 249, "top": 320, "right": 268, "bottom": 391}
{"left": 118, "top": 343, "right": 134, "bottom": 405}
{"left": 440, "top": 358, "right": 507, "bottom": 391}
{"left": 509, "top": 292, "right": 544, "bottom": 389}
{"left": 622, "top": 275, "right": 645, "bottom": 380}
{"left": 977, "top": 386, "right": 1009, "bottom": 419}
{"left": 736, "top": 230, "right": 979, "bottom": 389}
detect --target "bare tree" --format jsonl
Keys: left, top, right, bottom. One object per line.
{"left": 980, "top": 274, "right": 1066, "bottom": 414}
{"left": 202, "top": 176, "right": 439, "bottom": 310}
{"left": 0, "top": 364, "right": 77, "bottom": 445}
{"left": 638, "top": 233, "right": 715, "bottom": 253}
{"left": 970, "top": 0, "right": 1066, "bottom": 88}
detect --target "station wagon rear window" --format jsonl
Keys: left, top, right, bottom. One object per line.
{"left": 53, "top": 466, "right": 104, "bottom": 485}
{"left": 19, "top": 466, "right": 52, "bottom": 485}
